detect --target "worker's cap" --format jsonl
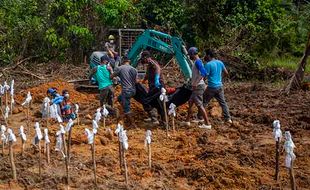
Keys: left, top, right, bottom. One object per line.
{"left": 141, "top": 51, "right": 151, "bottom": 59}
{"left": 188, "top": 47, "right": 199, "bottom": 56}
{"left": 108, "top": 35, "right": 115, "bottom": 40}
{"left": 47, "top": 87, "right": 57, "bottom": 95}
{"left": 100, "top": 54, "right": 110, "bottom": 62}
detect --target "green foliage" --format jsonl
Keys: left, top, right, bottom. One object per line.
{"left": 136, "top": 0, "right": 186, "bottom": 33}
{"left": 0, "top": 0, "right": 309, "bottom": 68}
{"left": 95, "top": 0, "right": 139, "bottom": 27}
{"left": 259, "top": 56, "right": 310, "bottom": 74}
{"left": 44, "top": 0, "right": 95, "bottom": 60}
{"left": 0, "top": 0, "right": 140, "bottom": 64}
{"left": 225, "top": 0, "right": 288, "bottom": 54}
{"left": 0, "top": 0, "right": 44, "bottom": 64}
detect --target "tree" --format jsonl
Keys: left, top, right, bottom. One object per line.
{"left": 95, "top": 0, "right": 139, "bottom": 28}
{"left": 0, "top": 0, "right": 44, "bottom": 65}
{"left": 285, "top": 32, "right": 310, "bottom": 93}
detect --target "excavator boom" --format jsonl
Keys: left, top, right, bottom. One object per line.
{"left": 127, "top": 29, "right": 192, "bottom": 80}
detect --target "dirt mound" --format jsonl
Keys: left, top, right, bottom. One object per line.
{"left": 15, "top": 80, "right": 96, "bottom": 104}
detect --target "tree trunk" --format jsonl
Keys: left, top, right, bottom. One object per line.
{"left": 285, "top": 32, "right": 310, "bottom": 93}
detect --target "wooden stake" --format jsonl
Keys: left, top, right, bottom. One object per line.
{"left": 21, "top": 139, "right": 25, "bottom": 156}
{"left": 275, "top": 137, "right": 280, "bottom": 181}
{"left": 10, "top": 95, "right": 13, "bottom": 115}
{"left": 65, "top": 154, "right": 69, "bottom": 188}
{"left": 118, "top": 138, "right": 123, "bottom": 170}
{"left": 123, "top": 149, "right": 128, "bottom": 188}
{"left": 62, "top": 133, "right": 69, "bottom": 187}
{"left": 67, "top": 128, "right": 72, "bottom": 164}
{"left": 103, "top": 116, "right": 106, "bottom": 128}
{"left": 162, "top": 100, "right": 169, "bottom": 136}
{"left": 91, "top": 135, "right": 97, "bottom": 188}
{"left": 62, "top": 134, "right": 67, "bottom": 158}
{"left": 289, "top": 160, "right": 297, "bottom": 190}
{"left": 26, "top": 105, "right": 30, "bottom": 132}
{"left": 9, "top": 141, "right": 17, "bottom": 180}
{"left": 38, "top": 141, "right": 42, "bottom": 178}
{"left": 46, "top": 143, "right": 50, "bottom": 164}
{"left": 147, "top": 143, "right": 151, "bottom": 169}
{"left": 172, "top": 116, "right": 175, "bottom": 133}
{"left": 5, "top": 91, "right": 8, "bottom": 110}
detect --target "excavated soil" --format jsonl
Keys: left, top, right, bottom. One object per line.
{"left": 0, "top": 80, "right": 309, "bottom": 190}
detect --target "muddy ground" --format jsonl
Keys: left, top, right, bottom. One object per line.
{"left": 0, "top": 79, "right": 309, "bottom": 190}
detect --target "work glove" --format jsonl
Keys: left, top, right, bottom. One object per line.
{"left": 154, "top": 74, "right": 161, "bottom": 88}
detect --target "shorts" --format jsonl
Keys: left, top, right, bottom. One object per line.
{"left": 189, "top": 83, "right": 206, "bottom": 107}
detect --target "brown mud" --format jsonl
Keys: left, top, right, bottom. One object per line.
{"left": 0, "top": 80, "right": 309, "bottom": 190}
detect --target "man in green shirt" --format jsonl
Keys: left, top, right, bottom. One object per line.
{"left": 89, "top": 54, "right": 114, "bottom": 108}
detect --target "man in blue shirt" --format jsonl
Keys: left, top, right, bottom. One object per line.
{"left": 203, "top": 49, "right": 232, "bottom": 123}
{"left": 180, "top": 47, "right": 211, "bottom": 129}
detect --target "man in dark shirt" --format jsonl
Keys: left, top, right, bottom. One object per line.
{"left": 141, "top": 51, "right": 164, "bottom": 90}
{"left": 140, "top": 51, "right": 163, "bottom": 124}
{"left": 111, "top": 57, "right": 138, "bottom": 127}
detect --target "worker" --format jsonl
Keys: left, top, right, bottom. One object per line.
{"left": 105, "top": 35, "right": 119, "bottom": 68}
{"left": 111, "top": 56, "right": 138, "bottom": 127}
{"left": 47, "top": 87, "right": 63, "bottom": 104}
{"left": 105, "top": 35, "right": 117, "bottom": 57}
{"left": 141, "top": 50, "right": 164, "bottom": 90}
{"left": 60, "top": 90, "right": 76, "bottom": 122}
{"left": 140, "top": 50, "right": 163, "bottom": 124}
{"left": 202, "top": 49, "right": 232, "bottom": 123}
{"left": 89, "top": 54, "right": 114, "bottom": 108}
{"left": 180, "top": 47, "right": 211, "bottom": 129}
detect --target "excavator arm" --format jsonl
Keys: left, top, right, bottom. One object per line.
{"left": 127, "top": 29, "right": 192, "bottom": 80}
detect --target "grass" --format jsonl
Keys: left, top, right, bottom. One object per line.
{"left": 259, "top": 56, "right": 310, "bottom": 74}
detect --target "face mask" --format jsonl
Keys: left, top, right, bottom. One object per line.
{"left": 109, "top": 40, "right": 114, "bottom": 44}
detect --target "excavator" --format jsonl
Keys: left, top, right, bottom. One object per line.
{"left": 72, "top": 29, "right": 194, "bottom": 120}
{"left": 73, "top": 29, "right": 193, "bottom": 89}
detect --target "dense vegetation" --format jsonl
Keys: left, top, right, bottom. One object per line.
{"left": 0, "top": 0, "right": 309, "bottom": 69}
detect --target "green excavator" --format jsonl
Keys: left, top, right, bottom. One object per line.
{"left": 71, "top": 29, "right": 193, "bottom": 91}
